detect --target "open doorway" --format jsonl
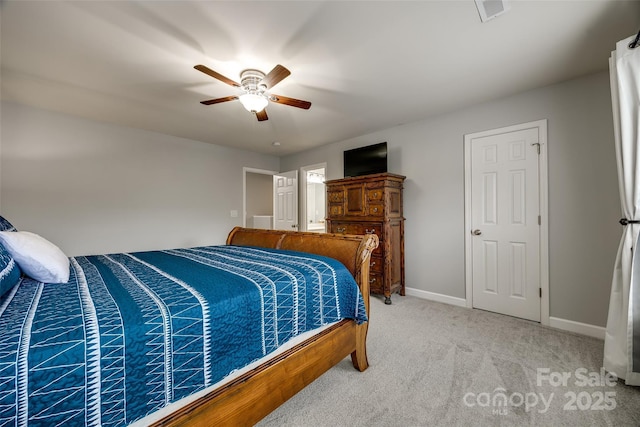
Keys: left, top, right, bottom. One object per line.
{"left": 243, "top": 167, "right": 277, "bottom": 229}
{"left": 301, "top": 163, "right": 326, "bottom": 232}
{"left": 243, "top": 165, "right": 325, "bottom": 232}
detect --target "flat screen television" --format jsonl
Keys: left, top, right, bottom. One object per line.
{"left": 343, "top": 142, "right": 387, "bottom": 177}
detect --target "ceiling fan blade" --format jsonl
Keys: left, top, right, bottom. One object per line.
{"left": 194, "top": 65, "right": 241, "bottom": 87}
{"left": 269, "top": 94, "right": 311, "bottom": 110}
{"left": 200, "top": 95, "right": 238, "bottom": 105}
{"left": 256, "top": 109, "right": 269, "bottom": 121}
{"left": 261, "top": 64, "right": 291, "bottom": 89}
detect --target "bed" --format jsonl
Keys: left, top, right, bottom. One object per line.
{"left": 0, "top": 223, "right": 378, "bottom": 426}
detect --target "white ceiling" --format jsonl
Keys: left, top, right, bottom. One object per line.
{"left": 1, "top": 1, "right": 639, "bottom": 156}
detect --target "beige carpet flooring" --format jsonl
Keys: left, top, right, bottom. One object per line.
{"left": 258, "top": 295, "right": 640, "bottom": 426}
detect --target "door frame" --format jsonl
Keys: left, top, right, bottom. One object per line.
{"left": 300, "top": 163, "right": 327, "bottom": 232}
{"left": 463, "top": 119, "right": 549, "bottom": 325}
{"left": 243, "top": 167, "right": 277, "bottom": 228}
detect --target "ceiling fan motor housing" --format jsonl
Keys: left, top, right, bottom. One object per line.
{"left": 240, "top": 69, "right": 267, "bottom": 95}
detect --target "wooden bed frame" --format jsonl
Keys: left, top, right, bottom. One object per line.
{"left": 151, "top": 227, "right": 378, "bottom": 426}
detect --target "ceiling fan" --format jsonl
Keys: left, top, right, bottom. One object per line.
{"left": 194, "top": 64, "right": 311, "bottom": 122}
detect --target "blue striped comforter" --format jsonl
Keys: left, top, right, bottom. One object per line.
{"left": 0, "top": 245, "right": 366, "bottom": 426}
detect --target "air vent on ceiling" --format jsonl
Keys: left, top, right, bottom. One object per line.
{"left": 475, "top": 0, "right": 510, "bottom": 22}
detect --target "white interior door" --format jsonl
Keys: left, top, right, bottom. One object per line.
{"left": 466, "top": 123, "right": 543, "bottom": 322}
{"left": 273, "top": 170, "right": 298, "bottom": 231}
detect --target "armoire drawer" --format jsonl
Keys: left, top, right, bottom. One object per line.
{"left": 328, "top": 191, "right": 344, "bottom": 203}
{"left": 369, "top": 255, "right": 383, "bottom": 274}
{"left": 330, "top": 222, "right": 382, "bottom": 238}
{"left": 368, "top": 203, "right": 384, "bottom": 216}
{"left": 369, "top": 271, "right": 383, "bottom": 294}
{"left": 328, "top": 204, "right": 343, "bottom": 216}
{"left": 367, "top": 188, "right": 384, "bottom": 202}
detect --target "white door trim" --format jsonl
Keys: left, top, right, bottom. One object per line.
{"left": 243, "top": 167, "right": 277, "bottom": 228}
{"left": 464, "top": 119, "right": 549, "bottom": 325}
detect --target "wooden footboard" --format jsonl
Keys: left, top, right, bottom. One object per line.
{"left": 152, "top": 228, "right": 378, "bottom": 426}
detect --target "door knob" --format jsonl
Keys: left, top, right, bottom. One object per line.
{"left": 471, "top": 229, "right": 482, "bottom": 236}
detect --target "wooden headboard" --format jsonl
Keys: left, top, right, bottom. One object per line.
{"left": 226, "top": 227, "right": 378, "bottom": 293}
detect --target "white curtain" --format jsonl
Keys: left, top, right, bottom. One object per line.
{"left": 604, "top": 33, "right": 640, "bottom": 386}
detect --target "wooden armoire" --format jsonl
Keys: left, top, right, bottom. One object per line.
{"left": 325, "top": 173, "right": 405, "bottom": 304}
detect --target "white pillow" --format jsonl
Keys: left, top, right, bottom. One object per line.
{"left": 0, "top": 231, "right": 70, "bottom": 283}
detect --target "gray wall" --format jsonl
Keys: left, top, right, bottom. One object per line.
{"left": 281, "top": 71, "right": 621, "bottom": 327}
{"left": 0, "top": 101, "right": 280, "bottom": 256}
{"left": 0, "top": 71, "right": 621, "bottom": 327}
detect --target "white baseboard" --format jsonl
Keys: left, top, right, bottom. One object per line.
{"left": 405, "top": 287, "right": 605, "bottom": 340}
{"left": 404, "top": 286, "right": 467, "bottom": 308}
{"left": 548, "top": 316, "right": 605, "bottom": 340}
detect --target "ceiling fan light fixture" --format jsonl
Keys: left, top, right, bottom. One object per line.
{"left": 239, "top": 93, "right": 268, "bottom": 113}
{"left": 195, "top": 64, "right": 310, "bottom": 121}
